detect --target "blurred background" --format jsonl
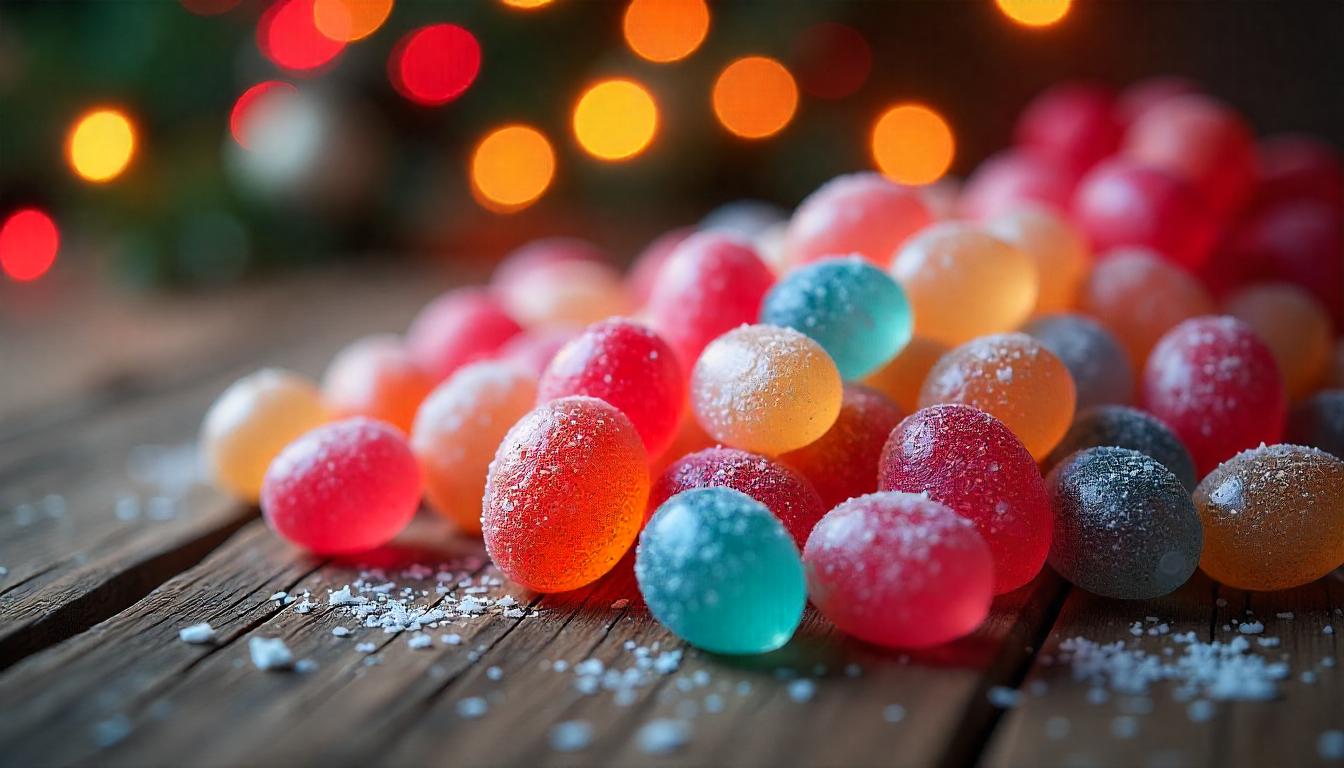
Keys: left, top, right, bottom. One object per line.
{"left": 1, "top": 0, "right": 1342, "bottom": 291}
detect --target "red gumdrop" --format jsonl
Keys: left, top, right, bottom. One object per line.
{"left": 780, "top": 384, "right": 905, "bottom": 510}
{"left": 650, "top": 447, "right": 826, "bottom": 548}
{"left": 406, "top": 289, "right": 522, "bottom": 382}
{"left": 1140, "top": 316, "right": 1286, "bottom": 477}
{"left": 489, "top": 236, "right": 606, "bottom": 295}
{"left": 495, "top": 327, "right": 579, "bottom": 377}
{"left": 628, "top": 226, "right": 696, "bottom": 306}
{"left": 1072, "top": 158, "right": 1219, "bottom": 270}
{"left": 645, "top": 232, "right": 775, "bottom": 369}
{"left": 1014, "top": 82, "right": 1121, "bottom": 176}
{"left": 1116, "top": 76, "right": 1200, "bottom": 130}
{"left": 784, "top": 172, "right": 933, "bottom": 268}
{"left": 1227, "top": 199, "right": 1343, "bottom": 328}
{"left": 958, "top": 149, "right": 1079, "bottom": 221}
{"left": 539, "top": 318, "right": 685, "bottom": 458}
{"left": 878, "top": 404, "right": 1052, "bottom": 594}
{"left": 1254, "top": 134, "right": 1343, "bottom": 209}
{"left": 261, "top": 417, "right": 421, "bottom": 555}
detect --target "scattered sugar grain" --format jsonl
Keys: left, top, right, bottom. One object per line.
{"left": 1319, "top": 730, "right": 1344, "bottom": 760}
{"left": 636, "top": 719, "right": 691, "bottom": 755}
{"left": 295, "top": 658, "right": 318, "bottom": 673}
{"left": 1238, "top": 621, "right": 1264, "bottom": 635}
{"left": 1110, "top": 715, "right": 1139, "bottom": 739}
{"left": 356, "top": 642, "right": 377, "bottom": 654}
{"left": 178, "top": 622, "right": 216, "bottom": 645}
{"left": 787, "top": 679, "right": 816, "bottom": 702}
{"left": 883, "top": 704, "right": 906, "bottom": 723}
{"left": 456, "top": 697, "right": 488, "bottom": 719}
{"left": 549, "top": 720, "right": 594, "bottom": 753}
{"left": 987, "top": 686, "right": 1021, "bottom": 708}
{"left": 248, "top": 637, "right": 293, "bottom": 671}
{"left": 331, "top": 627, "right": 351, "bottom": 638}
{"left": 407, "top": 633, "right": 432, "bottom": 650}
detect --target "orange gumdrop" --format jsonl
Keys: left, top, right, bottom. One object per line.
{"left": 1224, "top": 282, "right": 1332, "bottom": 398}
{"left": 984, "top": 205, "right": 1091, "bottom": 316}
{"left": 322, "top": 335, "right": 434, "bottom": 434}
{"left": 1079, "top": 248, "right": 1214, "bottom": 369}
{"left": 863, "top": 337, "right": 949, "bottom": 413}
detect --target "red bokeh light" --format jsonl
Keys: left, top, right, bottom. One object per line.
{"left": 258, "top": 0, "right": 345, "bottom": 74}
{"left": 230, "top": 80, "right": 296, "bottom": 149}
{"left": 390, "top": 24, "right": 481, "bottom": 106}
{"left": 794, "top": 22, "right": 872, "bottom": 100}
{"left": 0, "top": 208, "right": 60, "bottom": 283}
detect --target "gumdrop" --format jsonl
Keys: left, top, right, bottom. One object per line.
{"left": 863, "top": 337, "right": 949, "bottom": 414}
{"left": 784, "top": 172, "right": 932, "bottom": 269}
{"left": 490, "top": 237, "right": 606, "bottom": 295}
{"left": 1079, "top": 248, "right": 1215, "bottom": 367}
{"left": 1122, "top": 94, "right": 1255, "bottom": 218}
{"left": 494, "top": 327, "right": 579, "bottom": 378}
{"left": 1015, "top": 82, "right": 1120, "bottom": 175}
{"left": 1071, "top": 159, "right": 1218, "bottom": 270}
{"left": 1224, "top": 282, "right": 1332, "bottom": 398}
{"left": 406, "top": 289, "right": 522, "bottom": 382}
{"left": 984, "top": 205, "right": 1091, "bottom": 315}
{"left": 1046, "top": 405, "right": 1197, "bottom": 491}
{"left": 1286, "top": 391, "right": 1344, "bottom": 460}
{"left": 780, "top": 384, "right": 905, "bottom": 510}
{"left": 1021, "top": 313, "right": 1134, "bottom": 411}
{"left": 958, "top": 149, "right": 1079, "bottom": 222}
{"left": 498, "top": 259, "right": 632, "bottom": 329}
{"left": 322, "top": 335, "right": 434, "bottom": 434}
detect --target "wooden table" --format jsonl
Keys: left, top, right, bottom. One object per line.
{"left": 1, "top": 266, "right": 1340, "bottom": 767}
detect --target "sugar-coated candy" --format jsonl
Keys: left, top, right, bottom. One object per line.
{"left": 919, "top": 333, "right": 1076, "bottom": 461}
{"left": 1194, "top": 444, "right": 1344, "bottom": 591}
{"left": 759, "top": 256, "right": 913, "bottom": 380}
{"left": 636, "top": 487, "right": 805, "bottom": 654}
{"left": 691, "top": 324, "right": 842, "bottom": 455}
{"left": 1116, "top": 76, "right": 1200, "bottom": 130}
{"left": 784, "top": 172, "right": 932, "bottom": 269}
{"left": 985, "top": 205, "right": 1091, "bottom": 315}
{"left": 411, "top": 361, "right": 537, "bottom": 534}
{"left": 201, "top": 368, "right": 329, "bottom": 502}
{"left": 804, "top": 491, "right": 992, "bottom": 649}
{"left": 1071, "top": 159, "right": 1218, "bottom": 270}
{"left": 1022, "top": 313, "right": 1134, "bottom": 411}
{"left": 1046, "top": 405, "right": 1197, "bottom": 491}
{"left": 627, "top": 227, "right": 694, "bottom": 306}
{"left": 780, "top": 385, "right": 905, "bottom": 510}
{"left": 958, "top": 149, "right": 1078, "bottom": 222}
{"left": 406, "top": 289, "right": 522, "bottom": 382}
{"left": 1123, "top": 94, "right": 1255, "bottom": 218}
{"left": 1225, "top": 283, "right": 1332, "bottom": 398}
{"left": 863, "top": 337, "right": 949, "bottom": 414}
{"left": 490, "top": 236, "right": 606, "bottom": 295}
{"left": 494, "top": 327, "right": 578, "bottom": 377}
{"left": 499, "top": 259, "right": 632, "bottom": 329}
{"left": 650, "top": 447, "right": 825, "bottom": 547}
{"left": 1014, "top": 82, "right": 1120, "bottom": 175}
{"left": 1079, "top": 248, "right": 1214, "bottom": 367}
{"left": 879, "top": 404, "right": 1052, "bottom": 594}
{"left": 645, "top": 232, "right": 775, "bottom": 369}
{"left": 1254, "top": 134, "right": 1343, "bottom": 209}
{"left": 700, "top": 199, "right": 788, "bottom": 241}
{"left": 916, "top": 177, "right": 961, "bottom": 221}
{"left": 890, "top": 222, "right": 1038, "bottom": 346}
{"left": 1286, "top": 391, "right": 1344, "bottom": 459}
{"left": 483, "top": 396, "right": 648, "bottom": 593}
{"left": 1222, "top": 199, "right": 1343, "bottom": 327}
{"left": 1141, "top": 316, "right": 1286, "bottom": 476}
{"left": 322, "top": 335, "right": 434, "bottom": 434}
{"left": 1046, "top": 447, "right": 1202, "bottom": 600}
{"left": 261, "top": 417, "right": 420, "bottom": 554}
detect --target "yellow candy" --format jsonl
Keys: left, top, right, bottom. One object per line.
{"left": 984, "top": 205, "right": 1091, "bottom": 316}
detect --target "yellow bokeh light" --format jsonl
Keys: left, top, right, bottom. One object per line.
{"left": 67, "top": 109, "right": 136, "bottom": 183}
{"left": 471, "top": 124, "right": 556, "bottom": 213}
{"left": 572, "top": 79, "right": 658, "bottom": 161}
{"left": 995, "top": 0, "right": 1071, "bottom": 27}
{"left": 870, "top": 103, "right": 955, "bottom": 186}
{"left": 711, "top": 56, "right": 798, "bottom": 140}
{"left": 623, "top": 0, "right": 709, "bottom": 63}
{"left": 500, "top": 0, "right": 553, "bottom": 9}
{"left": 313, "top": 0, "right": 393, "bottom": 42}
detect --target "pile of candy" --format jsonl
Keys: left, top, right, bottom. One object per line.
{"left": 201, "top": 78, "right": 1344, "bottom": 655}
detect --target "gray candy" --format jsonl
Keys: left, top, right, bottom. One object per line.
{"left": 1022, "top": 313, "right": 1134, "bottom": 412}
{"left": 1046, "top": 405, "right": 1198, "bottom": 491}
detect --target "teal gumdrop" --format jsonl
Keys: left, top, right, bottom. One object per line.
{"left": 759, "top": 255, "right": 913, "bottom": 379}
{"left": 635, "top": 487, "right": 805, "bottom": 655}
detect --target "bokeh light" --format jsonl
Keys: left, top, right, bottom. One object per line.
{"left": 711, "top": 56, "right": 798, "bottom": 139}
{"left": 500, "top": 0, "right": 553, "bottom": 8}
{"left": 870, "top": 103, "right": 955, "bottom": 186}
{"left": 390, "top": 24, "right": 481, "bottom": 106}
{"left": 471, "top": 125, "right": 556, "bottom": 212}
{"left": 795, "top": 22, "right": 871, "bottom": 99}
{"left": 313, "top": 0, "right": 393, "bottom": 42}
{"left": 572, "top": 79, "right": 659, "bottom": 161}
{"left": 0, "top": 209, "right": 59, "bottom": 282}
{"left": 995, "top": 0, "right": 1072, "bottom": 28}
{"left": 623, "top": 0, "right": 710, "bottom": 63}
{"left": 258, "top": 0, "right": 345, "bottom": 73}
{"left": 230, "top": 81, "right": 296, "bottom": 149}
{"left": 67, "top": 108, "right": 136, "bottom": 183}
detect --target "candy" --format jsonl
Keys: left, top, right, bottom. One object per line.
{"left": 1122, "top": 94, "right": 1255, "bottom": 218}
{"left": 406, "top": 289, "right": 522, "bottom": 382}
{"left": 1047, "top": 447, "right": 1202, "bottom": 600}
{"left": 958, "top": 149, "right": 1078, "bottom": 222}
{"left": 1223, "top": 199, "right": 1343, "bottom": 327}
{"left": 879, "top": 404, "right": 1052, "bottom": 594}
{"left": 1286, "top": 391, "right": 1344, "bottom": 459}
{"left": 1021, "top": 313, "right": 1134, "bottom": 411}
{"left": 803, "top": 491, "right": 992, "bottom": 648}
{"left": 261, "top": 417, "right": 420, "bottom": 554}
{"left": 1224, "top": 282, "right": 1332, "bottom": 398}
{"left": 636, "top": 487, "right": 805, "bottom": 654}
{"left": 322, "top": 335, "right": 434, "bottom": 434}
{"left": 538, "top": 318, "right": 685, "bottom": 457}
{"left": 627, "top": 227, "right": 695, "bottom": 306}
{"left": 499, "top": 259, "right": 632, "bottom": 329}
{"left": 1194, "top": 444, "right": 1344, "bottom": 591}
{"left": 1116, "top": 76, "right": 1200, "bottom": 130}
{"left": 200, "top": 368, "right": 329, "bottom": 502}
{"left": 483, "top": 396, "right": 648, "bottom": 593}
{"left": 650, "top": 447, "right": 826, "bottom": 547}
{"left": 1046, "top": 405, "right": 1197, "bottom": 491}
{"left": 1141, "top": 316, "right": 1286, "bottom": 476}
{"left": 780, "top": 384, "right": 905, "bottom": 510}
{"left": 648, "top": 407, "right": 717, "bottom": 477}
{"left": 1079, "top": 248, "right": 1215, "bottom": 367}
{"left": 1014, "top": 82, "right": 1120, "bottom": 175}
{"left": 863, "top": 337, "right": 949, "bottom": 414}
{"left": 490, "top": 236, "right": 606, "bottom": 295}
{"left": 784, "top": 172, "right": 932, "bottom": 269}
{"left": 494, "top": 327, "right": 578, "bottom": 377}
{"left": 984, "top": 205, "right": 1091, "bottom": 316}
{"left": 410, "top": 361, "right": 537, "bottom": 534}
{"left": 918, "top": 332, "right": 1076, "bottom": 461}
{"left": 691, "top": 324, "right": 842, "bottom": 455}
{"left": 700, "top": 199, "right": 788, "bottom": 240}
{"left": 645, "top": 232, "right": 775, "bottom": 369}
{"left": 890, "top": 222, "right": 1037, "bottom": 346}
{"left": 1254, "top": 134, "right": 1343, "bottom": 209}
{"left": 758, "top": 255, "right": 913, "bottom": 380}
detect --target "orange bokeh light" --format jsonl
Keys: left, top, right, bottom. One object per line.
{"left": 258, "top": 0, "right": 345, "bottom": 73}
{"left": 471, "top": 125, "right": 556, "bottom": 213}
{"left": 0, "top": 209, "right": 59, "bottom": 282}
{"left": 572, "top": 79, "right": 659, "bottom": 161}
{"left": 313, "top": 0, "right": 393, "bottom": 42}
{"left": 500, "top": 0, "right": 553, "bottom": 8}
{"left": 711, "top": 56, "right": 798, "bottom": 139}
{"left": 622, "top": 0, "right": 709, "bottom": 63}
{"left": 870, "top": 103, "right": 955, "bottom": 186}
{"left": 995, "top": 0, "right": 1071, "bottom": 28}
{"left": 67, "top": 108, "right": 137, "bottom": 183}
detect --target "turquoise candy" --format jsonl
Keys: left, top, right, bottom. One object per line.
{"left": 759, "top": 255, "right": 913, "bottom": 379}
{"left": 635, "top": 487, "right": 805, "bottom": 655}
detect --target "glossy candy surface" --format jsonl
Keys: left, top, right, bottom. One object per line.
{"left": 1071, "top": 159, "right": 1218, "bottom": 270}
{"left": 759, "top": 256, "right": 913, "bottom": 380}
{"left": 784, "top": 172, "right": 932, "bottom": 269}
{"left": 1286, "top": 391, "right": 1344, "bottom": 460}
{"left": 1195, "top": 444, "right": 1344, "bottom": 591}
{"left": 406, "top": 289, "right": 522, "bottom": 382}
{"left": 261, "top": 417, "right": 420, "bottom": 554}
{"left": 1225, "top": 283, "right": 1332, "bottom": 398}
{"left": 1079, "top": 249, "right": 1215, "bottom": 367}
{"left": 879, "top": 404, "right": 1052, "bottom": 594}
{"left": 780, "top": 384, "right": 905, "bottom": 510}
{"left": 804, "top": 492, "right": 992, "bottom": 648}
{"left": 483, "top": 397, "right": 648, "bottom": 593}
{"left": 1022, "top": 313, "right": 1134, "bottom": 411}
{"left": 984, "top": 206, "right": 1091, "bottom": 315}
{"left": 322, "top": 335, "right": 434, "bottom": 434}
{"left": 637, "top": 487, "right": 805, "bottom": 654}
{"left": 864, "top": 337, "right": 949, "bottom": 414}
{"left": 691, "top": 324, "right": 842, "bottom": 455}
{"left": 1046, "top": 405, "right": 1197, "bottom": 491}
{"left": 1047, "top": 447, "right": 1202, "bottom": 600}
{"left": 919, "top": 333, "right": 1076, "bottom": 461}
